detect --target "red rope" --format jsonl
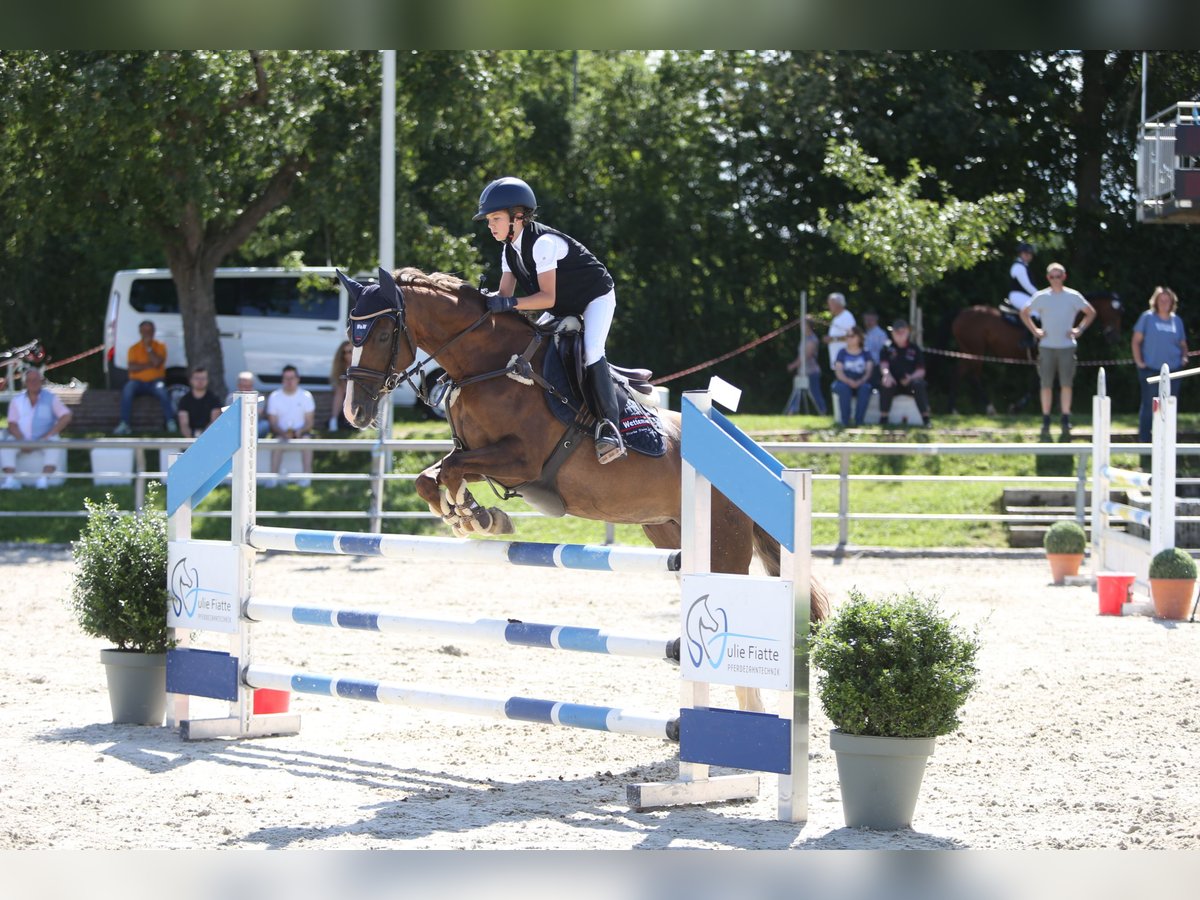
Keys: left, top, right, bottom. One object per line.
{"left": 924, "top": 346, "right": 1200, "bottom": 368}
{"left": 43, "top": 344, "right": 104, "bottom": 371}
{"left": 652, "top": 318, "right": 801, "bottom": 385}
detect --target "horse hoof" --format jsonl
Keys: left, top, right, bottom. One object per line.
{"left": 486, "top": 509, "right": 515, "bottom": 535}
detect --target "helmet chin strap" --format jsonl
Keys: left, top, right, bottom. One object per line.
{"left": 504, "top": 210, "right": 524, "bottom": 244}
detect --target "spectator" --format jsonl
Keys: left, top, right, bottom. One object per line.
{"left": 225, "top": 371, "right": 270, "bottom": 439}
{"left": 113, "top": 320, "right": 176, "bottom": 435}
{"left": 878, "top": 319, "right": 932, "bottom": 427}
{"left": 822, "top": 291, "right": 856, "bottom": 369}
{"left": 1020, "top": 262, "right": 1097, "bottom": 442}
{"left": 266, "top": 365, "right": 315, "bottom": 486}
{"left": 1132, "top": 286, "right": 1189, "bottom": 443}
{"left": 175, "top": 366, "right": 222, "bottom": 439}
{"left": 328, "top": 340, "right": 353, "bottom": 432}
{"left": 785, "top": 315, "right": 827, "bottom": 415}
{"left": 1, "top": 368, "right": 72, "bottom": 489}
{"left": 862, "top": 309, "right": 889, "bottom": 386}
{"left": 831, "top": 326, "right": 874, "bottom": 427}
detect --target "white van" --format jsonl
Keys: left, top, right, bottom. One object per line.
{"left": 103, "top": 268, "right": 433, "bottom": 408}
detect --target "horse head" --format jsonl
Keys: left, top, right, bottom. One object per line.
{"left": 337, "top": 266, "right": 420, "bottom": 429}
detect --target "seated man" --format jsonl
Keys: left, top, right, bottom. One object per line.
{"left": 878, "top": 319, "right": 932, "bottom": 427}
{"left": 114, "top": 319, "right": 176, "bottom": 434}
{"left": 2, "top": 368, "right": 72, "bottom": 489}
{"left": 175, "top": 366, "right": 222, "bottom": 438}
{"left": 266, "top": 365, "right": 315, "bottom": 487}
{"left": 224, "top": 370, "right": 270, "bottom": 438}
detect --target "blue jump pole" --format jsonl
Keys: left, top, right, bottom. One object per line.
{"left": 244, "top": 598, "right": 680, "bottom": 662}
{"left": 245, "top": 664, "right": 679, "bottom": 741}
{"left": 247, "top": 525, "right": 680, "bottom": 574}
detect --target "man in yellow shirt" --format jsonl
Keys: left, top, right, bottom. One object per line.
{"left": 113, "top": 320, "right": 177, "bottom": 434}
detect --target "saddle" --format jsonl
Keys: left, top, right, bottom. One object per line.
{"left": 489, "top": 317, "right": 666, "bottom": 518}
{"left": 997, "top": 300, "right": 1036, "bottom": 353}
{"left": 536, "top": 317, "right": 665, "bottom": 457}
{"left": 998, "top": 299, "right": 1022, "bottom": 327}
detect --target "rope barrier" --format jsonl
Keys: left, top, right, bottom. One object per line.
{"left": 641, "top": 313, "right": 1198, "bottom": 387}
{"left": 44, "top": 344, "right": 103, "bottom": 371}
{"left": 923, "top": 346, "right": 1200, "bottom": 368}
{"left": 651, "top": 318, "right": 801, "bottom": 385}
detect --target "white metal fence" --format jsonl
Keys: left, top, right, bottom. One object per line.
{"left": 3, "top": 435, "right": 1199, "bottom": 548}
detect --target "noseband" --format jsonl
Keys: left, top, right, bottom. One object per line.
{"left": 344, "top": 284, "right": 432, "bottom": 406}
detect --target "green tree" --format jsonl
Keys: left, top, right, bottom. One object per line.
{"left": 1, "top": 51, "right": 376, "bottom": 394}
{"left": 818, "top": 137, "right": 1024, "bottom": 338}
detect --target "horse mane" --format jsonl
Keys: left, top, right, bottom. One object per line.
{"left": 395, "top": 267, "right": 486, "bottom": 305}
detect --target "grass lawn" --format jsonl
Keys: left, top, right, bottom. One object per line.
{"left": 2, "top": 408, "right": 1192, "bottom": 548}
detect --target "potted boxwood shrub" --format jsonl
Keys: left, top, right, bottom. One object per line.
{"left": 1147, "top": 547, "right": 1197, "bottom": 621}
{"left": 811, "top": 588, "right": 980, "bottom": 830}
{"left": 69, "top": 484, "right": 173, "bottom": 725}
{"left": 1043, "top": 519, "right": 1087, "bottom": 585}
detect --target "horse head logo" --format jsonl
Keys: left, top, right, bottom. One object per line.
{"left": 169, "top": 557, "right": 200, "bottom": 618}
{"left": 684, "top": 594, "right": 728, "bottom": 670}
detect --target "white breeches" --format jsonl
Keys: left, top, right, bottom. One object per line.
{"left": 581, "top": 290, "right": 616, "bottom": 365}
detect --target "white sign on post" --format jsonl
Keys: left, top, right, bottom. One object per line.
{"left": 680, "top": 574, "right": 794, "bottom": 692}
{"left": 166, "top": 540, "right": 244, "bottom": 634}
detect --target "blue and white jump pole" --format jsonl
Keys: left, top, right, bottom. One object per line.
{"left": 164, "top": 383, "right": 812, "bottom": 822}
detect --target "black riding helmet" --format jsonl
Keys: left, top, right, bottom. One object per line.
{"left": 473, "top": 177, "right": 537, "bottom": 221}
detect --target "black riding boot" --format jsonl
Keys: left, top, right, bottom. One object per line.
{"left": 586, "top": 358, "right": 627, "bottom": 465}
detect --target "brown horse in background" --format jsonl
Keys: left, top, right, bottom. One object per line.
{"left": 338, "top": 267, "right": 828, "bottom": 711}
{"left": 949, "top": 292, "right": 1124, "bottom": 415}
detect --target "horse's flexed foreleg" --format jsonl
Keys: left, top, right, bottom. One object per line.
{"left": 442, "top": 480, "right": 514, "bottom": 536}
{"left": 414, "top": 439, "right": 540, "bottom": 537}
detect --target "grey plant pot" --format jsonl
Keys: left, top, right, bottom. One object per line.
{"left": 830, "top": 729, "right": 937, "bottom": 830}
{"left": 100, "top": 649, "right": 167, "bottom": 726}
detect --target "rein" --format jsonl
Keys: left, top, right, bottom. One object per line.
{"left": 345, "top": 284, "right": 494, "bottom": 407}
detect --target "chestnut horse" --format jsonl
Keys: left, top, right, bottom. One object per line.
{"left": 338, "top": 267, "right": 828, "bottom": 709}
{"left": 949, "top": 292, "right": 1123, "bottom": 414}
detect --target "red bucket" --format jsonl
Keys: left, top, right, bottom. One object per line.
{"left": 1096, "top": 572, "right": 1136, "bottom": 616}
{"left": 253, "top": 688, "right": 290, "bottom": 714}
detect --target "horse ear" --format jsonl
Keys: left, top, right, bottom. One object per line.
{"left": 337, "top": 269, "right": 364, "bottom": 303}
{"left": 376, "top": 266, "right": 398, "bottom": 303}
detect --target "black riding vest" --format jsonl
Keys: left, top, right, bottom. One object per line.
{"left": 504, "top": 221, "right": 614, "bottom": 316}
{"left": 1009, "top": 260, "right": 1031, "bottom": 296}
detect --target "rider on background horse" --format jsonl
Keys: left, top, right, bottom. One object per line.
{"left": 474, "top": 176, "right": 626, "bottom": 465}
{"left": 1006, "top": 241, "right": 1039, "bottom": 348}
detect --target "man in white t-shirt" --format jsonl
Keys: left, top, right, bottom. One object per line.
{"left": 266, "top": 365, "right": 315, "bottom": 486}
{"left": 822, "top": 292, "right": 857, "bottom": 368}
{"left": 1, "top": 368, "right": 72, "bottom": 489}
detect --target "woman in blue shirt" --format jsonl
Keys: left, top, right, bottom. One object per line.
{"left": 832, "top": 326, "right": 874, "bottom": 426}
{"left": 1132, "top": 286, "right": 1189, "bottom": 443}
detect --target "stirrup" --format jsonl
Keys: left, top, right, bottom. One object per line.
{"left": 594, "top": 420, "right": 626, "bottom": 464}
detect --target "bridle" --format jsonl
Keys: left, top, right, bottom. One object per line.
{"left": 343, "top": 280, "right": 492, "bottom": 408}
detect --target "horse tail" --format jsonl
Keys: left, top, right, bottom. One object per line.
{"left": 751, "top": 522, "right": 830, "bottom": 623}
{"left": 751, "top": 522, "right": 781, "bottom": 577}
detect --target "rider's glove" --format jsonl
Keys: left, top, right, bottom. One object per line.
{"left": 486, "top": 294, "right": 519, "bottom": 313}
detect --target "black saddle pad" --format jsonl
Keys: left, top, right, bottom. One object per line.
{"left": 542, "top": 340, "right": 665, "bottom": 458}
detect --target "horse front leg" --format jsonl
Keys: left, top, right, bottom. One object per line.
{"left": 415, "top": 438, "right": 541, "bottom": 537}
{"left": 413, "top": 462, "right": 507, "bottom": 537}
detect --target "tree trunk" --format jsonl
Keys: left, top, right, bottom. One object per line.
{"left": 1073, "top": 51, "right": 1134, "bottom": 279}
{"left": 166, "top": 249, "right": 226, "bottom": 397}
{"left": 160, "top": 158, "right": 307, "bottom": 398}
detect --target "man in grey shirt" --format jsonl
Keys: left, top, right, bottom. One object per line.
{"left": 1020, "top": 262, "right": 1097, "bottom": 442}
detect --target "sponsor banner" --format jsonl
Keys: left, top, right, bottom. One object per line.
{"left": 167, "top": 541, "right": 244, "bottom": 634}
{"left": 680, "top": 574, "right": 794, "bottom": 691}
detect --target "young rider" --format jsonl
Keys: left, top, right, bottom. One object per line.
{"left": 474, "top": 176, "right": 626, "bottom": 464}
